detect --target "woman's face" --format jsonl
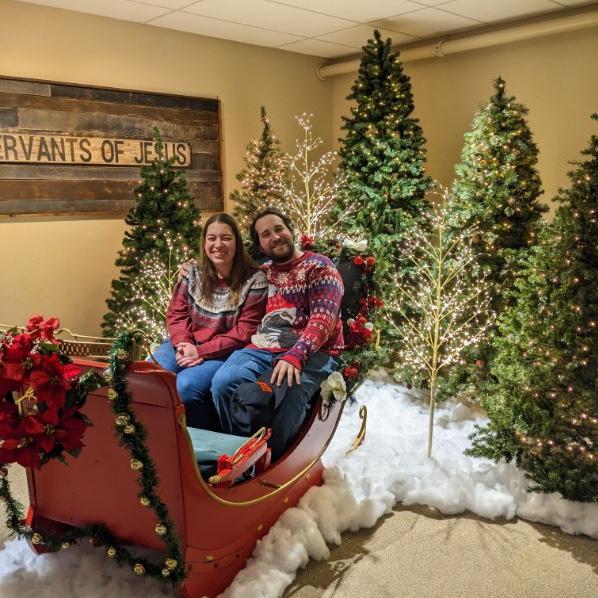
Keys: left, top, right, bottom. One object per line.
{"left": 204, "top": 221, "right": 236, "bottom": 271}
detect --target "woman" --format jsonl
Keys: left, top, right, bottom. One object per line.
{"left": 152, "top": 213, "right": 267, "bottom": 431}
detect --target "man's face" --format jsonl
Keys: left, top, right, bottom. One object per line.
{"left": 254, "top": 214, "right": 296, "bottom": 263}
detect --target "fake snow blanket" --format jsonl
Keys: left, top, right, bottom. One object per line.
{"left": 1, "top": 378, "right": 596, "bottom": 598}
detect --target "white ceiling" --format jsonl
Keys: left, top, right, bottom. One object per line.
{"left": 16, "top": 0, "right": 598, "bottom": 58}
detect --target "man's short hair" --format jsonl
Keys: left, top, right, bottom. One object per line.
{"left": 250, "top": 207, "right": 295, "bottom": 254}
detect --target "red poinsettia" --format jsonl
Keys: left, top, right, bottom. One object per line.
{"left": 29, "top": 353, "right": 72, "bottom": 409}
{"left": 26, "top": 315, "right": 60, "bottom": 343}
{"left": 300, "top": 234, "right": 316, "bottom": 250}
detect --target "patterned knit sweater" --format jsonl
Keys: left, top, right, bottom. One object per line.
{"left": 167, "top": 266, "right": 268, "bottom": 360}
{"left": 250, "top": 251, "right": 344, "bottom": 370}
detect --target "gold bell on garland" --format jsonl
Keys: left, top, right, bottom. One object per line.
{"left": 155, "top": 523, "right": 167, "bottom": 536}
{"left": 31, "top": 533, "right": 43, "bottom": 545}
{"left": 124, "top": 424, "right": 135, "bottom": 434}
{"left": 106, "top": 388, "right": 118, "bottom": 401}
{"left": 115, "top": 414, "right": 130, "bottom": 426}
{"left": 116, "top": 349, "right": 129, "bottom": 361}
{"left": 140, "top": 495, "right": 151, "bottom": 507}
{"left": 130, "top": 459, "right": 143, "bottom": 471}
{"left": 165, "top": 558, "right": 178, "bottom": 570}
{"left": 133, "top": 563, "right": 145, "bottom": 576}
{"left": 161, "top": 567, "right": 171, "bottom": 577}
{"left": 106, "top": 546, "right": 117, "bottom": 558}
{"left": 61, "top": 542, "right": 70, "bottom": 550}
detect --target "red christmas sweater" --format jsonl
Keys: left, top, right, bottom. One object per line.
{"left": 167, "top": 266, "right": 268, "bottom": 360}
{"left": 249, "top": 251, "right": 344, "bottom": 370}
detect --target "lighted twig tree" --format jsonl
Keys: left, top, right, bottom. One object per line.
{"left": 110, "top": 231, "right": 193, "bottom": 343}
{"left": 231, "top": 106, "right": 287, "bottom": 235}
{"left": 386, "top": 191, "right": 495, "bottom": 457}
{"left": 276, "top": 113, "right": 351, "bottom": 239}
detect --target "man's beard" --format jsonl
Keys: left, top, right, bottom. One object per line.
{"left": 268, "top": 240, "right": 295, "bottom": 263}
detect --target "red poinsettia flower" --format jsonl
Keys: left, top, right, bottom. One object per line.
{"left": 38, "top": 317, "right": 61, "bottom": 342}
{"left": 25, "top": 315, "right": 44, "bottom": 332}
{"left": 54, "top": 408, "right": 88, "bottom": 452}
{"left": 63, "top": 364, "right": 82, "bottom": 382}
{"left": 300, "top": 234, "right": 316, "bottom": 250}
{"left": 0, "top": 415, "right": 43, "bottom": 469}
{"left": 3, "top": 333, "right": 34, "bottom": 363}
{"left": 29, "top": 353, "right": 71, "bottom": 408}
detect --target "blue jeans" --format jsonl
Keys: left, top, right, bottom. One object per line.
{"left": 211, "top": 348, "right": 339, "bottom": 459}
{"left": 151, "top": 341, "right": 225, "bottom": 431}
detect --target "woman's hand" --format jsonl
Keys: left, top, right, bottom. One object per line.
{"left": 177, "top": 260, "right": 194, "bottom": 282}
{"left": 175, "top": 342, "right": 204, "bottom": 368}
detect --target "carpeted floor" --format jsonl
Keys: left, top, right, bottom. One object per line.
{"left": 2, "top": 466, "right": 597, "bottom": 597}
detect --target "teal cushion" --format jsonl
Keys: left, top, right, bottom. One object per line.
{"left": 186, "top": 427, "right": 249, "bottom": 477}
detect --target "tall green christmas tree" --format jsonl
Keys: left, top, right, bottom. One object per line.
{"left": 440, "top": 77, "right": 547, "bottom": 398}
{"left": 102, "top": 128, "right": 202, "bottom": 339}
{"left": 336, "top": 30, "right": 432, "bottom": 366}
{"left": 468, "top": 115, "right": 598, "bottom": 502}
{"left": 231, "top": 106, "right": 287, "bottom": 236}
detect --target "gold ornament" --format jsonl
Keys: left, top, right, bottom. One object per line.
{"left": 161, "top": 568, "right": 171, "bottom": 577}
{"left": 133, "top": 563, "right": 145, "bottom": 576}
{"left": 165, "top": 558, "right": 178, "bottom": 570}
{"left": 116, "top": 349, "right": 129, "bottom": 360}
{"left": 106, "top": 546, "right": 117, "bottom": 558}
{"left": 124, "top": 425, "right": 135, "bottom": 435}
{"left": 140, "top": 495, "right": 151, "bottom": 507}
{"left": 104, "top": 370, "right": 114, "bottom": 384}
{"left": 155, "top": 523, "right": 167, "bottom": 536}
{"left": 106, "top": 389, "right": 118, "bottom": 401}
{"left": 0, "top": 466, "right": 8, "bottom": 478}
{"left": 115, "top": 414, "right": 129, "bottom": 426}
{"left": 61, "top": 542, "right": 70, "bottom": 550}
{"left": 130, "top": 459, "right": 143, "bottom": 471}
{"left": 31, "top": 533, "right": 43, "bottom": 545}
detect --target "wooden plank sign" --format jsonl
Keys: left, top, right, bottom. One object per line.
{"left": 0, "top": 133, "right": 192, "bottom": 167}
{"left": 0, "top": 76, "right": 223, "bottom": 216}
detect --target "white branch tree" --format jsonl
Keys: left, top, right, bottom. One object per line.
{"left": 385, "top": 189, "right": 495, "bottom": 457}
{"left": 113, "top": 231, "right": 192, "bottom": 344}
{"left": 276, "top": 113, "right": 352, "bottom": 239}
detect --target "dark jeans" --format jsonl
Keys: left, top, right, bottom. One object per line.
{"left": 152, "top": 341, "right": 225, "bottom": 431}
{"left": 211, "top": 348, "right": 338, "bottom": 459}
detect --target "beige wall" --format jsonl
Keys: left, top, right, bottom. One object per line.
{"left": 0, "top": 0, "right": 332, "bottom": 334}
{"left": 332, "top": 26, "right": 598, "bottom": 205}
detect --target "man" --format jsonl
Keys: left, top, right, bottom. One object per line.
{"left": 210, "top": 207, "right": 344, "bottom": 459}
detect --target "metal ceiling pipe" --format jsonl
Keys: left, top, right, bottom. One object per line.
{"left": 316, "top": 7, "right": 598, "bottom": 80}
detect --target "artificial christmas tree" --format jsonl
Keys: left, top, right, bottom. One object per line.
{"left": 440, "top": 77, "right": 547, "bottom": 399}
{"left": 468, "top": 115, "right": 598, "bottom": 502}
{"left": 102, "top": 129, "right": 201, "bottom": 340}
{"left": 231, "top": 106, "right": 287, "bottom": 237}
{"left": 335, "top": 30, "right": 432, "bottom": 368}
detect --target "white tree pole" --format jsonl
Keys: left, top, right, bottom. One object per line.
{"left": 385, "top": 190, "right": 495, "bottom": 457}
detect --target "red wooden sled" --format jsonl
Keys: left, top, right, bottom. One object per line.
{"left": 24, "top": 356, "right": 346, "bottom": 597}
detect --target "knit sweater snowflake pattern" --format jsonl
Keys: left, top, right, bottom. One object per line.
{"left": 250, "top": 251, "right": 344, "bottom": 370}
{"left": 167, "top": 266, "right": 268, "bottom": 359}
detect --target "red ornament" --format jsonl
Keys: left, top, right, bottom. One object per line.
{"left": 365, "top": 256, "right": 376, "bottom": 268}
{"left": 343, "top": 367, "right": 359, "bottom": 380}
{"left": 353, "top": 255, "right": 364, "bottom": 266}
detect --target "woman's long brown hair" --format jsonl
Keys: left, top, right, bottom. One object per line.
{"left": 199, "top": 213, "right": 257, "bottom": 305}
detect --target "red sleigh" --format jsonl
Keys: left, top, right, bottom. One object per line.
{"left": 18, "top": 258, "right": 369, "bottom": 596}
{"left": 23, "top": 348, "right": 347, "bottom": 597}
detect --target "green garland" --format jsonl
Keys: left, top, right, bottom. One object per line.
{"left": 0, "top": 330, "right": 185, "bottom": 585}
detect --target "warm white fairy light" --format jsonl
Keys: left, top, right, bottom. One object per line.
{"left": 275, "top": 113, "right": 353, "bottom": 239}
{"left": 385, "top": 189, "right": 495, "bottom": 457}
{"left": 113, "top": 230, "right": 192, "bottom": 343}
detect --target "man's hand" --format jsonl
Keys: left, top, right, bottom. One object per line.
{"left": 270, "top": 360, "right": 301, "bottom": 387}
{"left": 177, "top": 260, "right": 194, "bottom": 282}
{"left": 175, "top": 342, "right": 203, "bottom": 368}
